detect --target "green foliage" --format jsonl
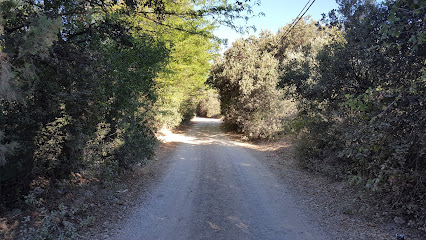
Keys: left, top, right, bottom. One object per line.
{"left": 83, "top": 123, "right": 123, "bottom": 185}
{"left": 153, "top": 3, "right": 219, "bottom": 127}
{"left": 20, "top": 194, "right": 94, "bottom": 240}
{"left": 379, "top": 0, "right": 425, "bottom": 52}
{"left": 210, "top": 36, "right": 284, "bottom": 139}
{"left": 34, "top": 111, "right": 72, "bottom": 178}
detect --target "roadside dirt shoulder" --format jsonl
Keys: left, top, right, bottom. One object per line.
{"left": 233, "top": 135, "right": 422, "bottom": 240}
{"left": 82, "top": 124, "right": 196, "bottom": 239}
{"left": 0, "top": 135, "right": 180, "bottom": 240}
{"left": 82, "top": 139, "right": 178, "bottom": 239}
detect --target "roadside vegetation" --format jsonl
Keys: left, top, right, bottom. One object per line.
{"left": 210, "top": 0, "right": 425, "bottom": 233}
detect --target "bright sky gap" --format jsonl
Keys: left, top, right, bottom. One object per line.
{"left": 213, "top": 0, "right": 339, "bottom": 52}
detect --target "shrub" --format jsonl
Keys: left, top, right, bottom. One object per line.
{"left": 210, "top": 37, "right": 284, "bottom": 139}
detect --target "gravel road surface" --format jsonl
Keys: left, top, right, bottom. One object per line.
{"left": 112, "top": 118, "right": 331, "bottom": 240}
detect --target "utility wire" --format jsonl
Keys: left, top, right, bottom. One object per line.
{"left": 284, "top": 0, "right": 311, "bottom": 34}
{"left": 282, "top": 0, "right": 316, "bottom": 39}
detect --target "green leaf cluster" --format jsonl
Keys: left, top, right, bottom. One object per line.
{"left": 210, "top": 35, "right": 284, "bottom": 139}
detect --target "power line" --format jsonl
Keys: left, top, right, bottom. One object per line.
{"left": 282, "top": 0, "right": 316, "bottom": 39}
{"left": 285, "top": 0, "right": 311, "bottom": 33}
{"left": 283, "top": 0, "right": 316, "bottom": 38}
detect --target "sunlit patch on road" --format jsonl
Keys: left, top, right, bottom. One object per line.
{"left": 157, "top": 127, "right": 198, "bottom": 144}
{"left": 207, "top": 221, "right": 221, "bottom": 230}
{"left": 157, "top": 118, "right": 294, "bottom": 156}
{"left": 191, "top": 117, "right": 222, "bottom": 123}
{"left": 240, "top": 163, "right": 252, "bottom": 167}
{"left": 227, "top": 216, "right": 250, "bottom": 234}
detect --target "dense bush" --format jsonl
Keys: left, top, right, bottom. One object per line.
{"left": 0, "top": 0, "right": 169, "bottom": 209}
{"left": 210, "top": 37, "right": 284, "bottom": 139}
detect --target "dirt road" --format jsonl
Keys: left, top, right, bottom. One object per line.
{"left": 113, "top": 118, "right": 330, "bottom": 239}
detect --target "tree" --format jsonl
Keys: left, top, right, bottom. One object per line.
{"left": 152, "top": 1, "right": 219, "bottom": 127}
{"left": 210, "top": 36, "right": 283, "bottom": 139}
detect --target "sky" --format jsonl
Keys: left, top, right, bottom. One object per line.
{"left": 214, "top": 0, "right": 340, "bottom": 52}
